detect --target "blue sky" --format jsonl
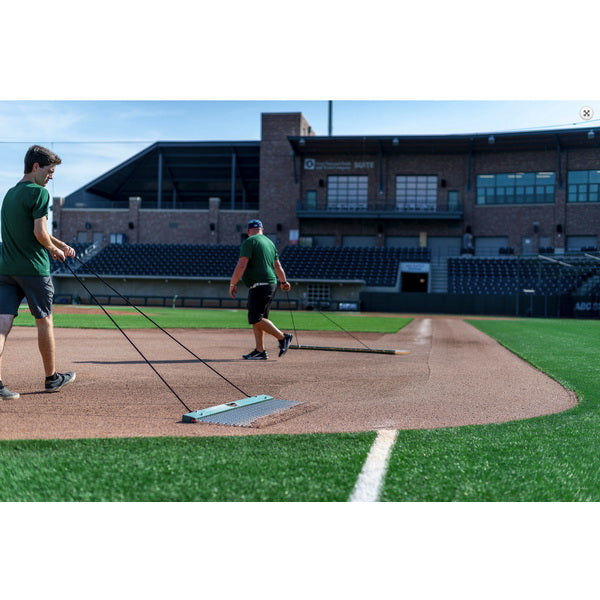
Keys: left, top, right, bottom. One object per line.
{"left": 1, "top": 100, "right": 598, "bottom": 201}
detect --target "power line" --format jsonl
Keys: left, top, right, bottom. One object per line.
{"left": 0, "top": 140, "right": 155, "bottom": 144}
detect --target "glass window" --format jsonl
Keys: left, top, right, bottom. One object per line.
{"left": 567, "top": 170, "right": 600, "bottom": 203}
{"left": 496, "top": 174, "right": 513, "bottom": 187}
{"left": 478, "top": 174, "right": 495, "bottom": 187}
{"left": 520, "top": 173, "right": 535, "bottom": 185}
{"left": 536, "top": 172, "right": 556, "bottom": 184}
{"left": 396, "top": 175, "right": 437, "bottom": 210}
{"left": 327, "top": 175, "right": 368, "bottom": 209}
{"left": 476, "top": 172, "right": 555, "bottom": 205}
{"left": 569, "top": 170, "right": 588, "bottom": 184}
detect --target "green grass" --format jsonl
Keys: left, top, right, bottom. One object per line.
{"left": 14, "top": 305, "right": 411, "bottom": 333}
{"left": 380, "top": 319, "right": 600, "bottom": 501}
{"left": 0, "top": 433, "right": 375, "bottom": 502}
{"left": 3, "top": 315, "right": 598, "bottom": 501}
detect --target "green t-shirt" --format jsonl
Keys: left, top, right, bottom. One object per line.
{"left": 0, "top": 181, "right": 51, "bottom": 276}
{"left": 240, "top": 234, "right": 278, "bottom": 287}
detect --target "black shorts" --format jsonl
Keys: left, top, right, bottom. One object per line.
{"left": 247, "top": 284, "right": 276, "bottom": 324}
{"left": 0, "top": 274, "right": 54, "bottom": 319}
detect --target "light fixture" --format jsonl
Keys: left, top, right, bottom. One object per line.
{"left": 298, "top": 138, "right": 305, "bottom": 146}
{"left": 392, "top": 137, "right": 399, "bottom": 146}
{"left": 588, "top": 130, "right": 595, "bottom": 139}
{"left": 488, "top": 135, "right": 495, "bottom": 144}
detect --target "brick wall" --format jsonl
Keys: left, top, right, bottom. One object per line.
{"left": 259, "top": 113, "right": 312, "bottom": 248}
{"left": 52, "top": 113, "right": 600, "bottom": 257}
{"left": 53, "top": 196, "right": 257, "bottom": 247}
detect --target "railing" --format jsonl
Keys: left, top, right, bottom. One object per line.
{"left": 296, "top": 198, "right": 462, "bottom": 218}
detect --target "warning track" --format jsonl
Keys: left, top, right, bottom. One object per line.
{"left": 0, "top": 317, "right": 576, "bottom": 440}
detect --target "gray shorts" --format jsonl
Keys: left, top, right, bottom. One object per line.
{"left": 0, "top": 275, "right": 54, "bottom": 319}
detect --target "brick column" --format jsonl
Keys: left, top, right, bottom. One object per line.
{"left": 51, "top": 197, "right": 65, "bottom": 240}
{"left": 128, "top": 196, "right": 141, "bottom": 243}
{"left": 209, "top": 196, "right": 221, "bottom": 244}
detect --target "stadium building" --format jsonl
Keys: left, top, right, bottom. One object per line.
{"left": 51, "top": 112, "right": 600, "bottom": 317}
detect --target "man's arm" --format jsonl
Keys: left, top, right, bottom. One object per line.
{"left": 50, "top": 235, "right": 76, "bottom": 260}
{"left": 33, "top": 217, "right": 75, "bottom": 261}
{"left": 34, "top": 217, "right": 65, "bottom": 261}
{"left": 229, "top": 256, "right": 249, "bottom": 298}
{"left": 274, "top": 259, "right": 291, "bottom": 291}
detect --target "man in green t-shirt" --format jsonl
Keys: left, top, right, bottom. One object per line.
{"left": 0, "top": 145, "right": 77, "bottom": 398}
{"left": 229, "top": 219, "right": 293, "bottom": 359}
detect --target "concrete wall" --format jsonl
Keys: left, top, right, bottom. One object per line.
{"left": 54, "top": 276, "right": 364, "bottom": 310}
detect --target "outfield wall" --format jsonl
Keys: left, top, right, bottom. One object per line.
{"left": 360, "top": 291, "right": 600, "bottom": 318}
{"left": 53, "top": 275, "right": 363, "bottom": 310}
{"left": 53, "top": 274, "right": 600, "bottom": 318}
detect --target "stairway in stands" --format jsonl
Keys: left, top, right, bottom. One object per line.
{"left": 429, "top": 254, "right": 449, "bottom": 293}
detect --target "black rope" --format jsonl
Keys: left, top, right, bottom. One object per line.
{"left": 285, "top": 288, "right": 371, "bottom": 350}
{"left": 315, "top": 309, "right": 372, "bottom": 350}
{"left": 286, "top": 291, "right": 300, "bottom": 346}
{"left": 63, "top": 260, "right": 193, "bottom": 412}
{"left": 65, "top": 256, "right": 250, "bottom": 404}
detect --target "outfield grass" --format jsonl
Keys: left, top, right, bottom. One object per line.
{"left": 381, "top": 319, "right": 600, "bottom": 501}
{"left": 1, "top": 316, "right": 598, "bottom": 501}
{"left": 13, "top": 305, "right": 411, "bottom": 333}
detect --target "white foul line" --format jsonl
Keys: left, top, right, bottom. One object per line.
{"left": 348, "top": 429, "right": 398, "bottom": 502}
{"left": 416, "top": 318, "right": 432, "bottom": 344}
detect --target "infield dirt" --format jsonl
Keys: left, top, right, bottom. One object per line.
{"left": 0, "top": 317, "right": 576, "bottom": 440}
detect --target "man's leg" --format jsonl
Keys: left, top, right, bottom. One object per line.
{"left": 252, "top": 322, "right": 267, "bottom": 352}
{"left": 35, "top": 315, "right": 56, "bottom": 377}
{"left": 35, "top": 314, "right": 76, "bottom": 391}
{"left": 254, "top": 318, "right": 284, "bottom": 345}
{"left": 0, "top": 314, "right": 15, "bottom": 381}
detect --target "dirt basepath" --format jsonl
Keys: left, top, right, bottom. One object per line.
{"left": 0, "top": 318, "right": 576, "bottom": 440}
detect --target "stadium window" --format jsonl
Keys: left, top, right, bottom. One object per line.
{"left": 110, "top": 233, "right": 125, "bottom": 244}
{"left": 395, "top": 175, "right": 437, "bottom": 211}
{"left": 567, "top": 170, "right": 600, "bottom": 203}
{"left": 327, "top": 175, "right": 368, "bottom": 210}
{"left": 476, "top": 172, "right": 555, "bottom": 205}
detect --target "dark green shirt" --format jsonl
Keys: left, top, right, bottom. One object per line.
{"left": 0, "top": 181, "right": 51, "bottom": 276}
{"left": 239, "top": 234, "right": 278, "bottom": 287}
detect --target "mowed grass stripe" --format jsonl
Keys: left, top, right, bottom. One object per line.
{"left": 380, "top": 319, "right": 600, "bottom": 502}
{"left": 0, "top": 433, "right": 376, "bottom": 502}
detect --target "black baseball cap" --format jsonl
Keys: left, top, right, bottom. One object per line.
{"left": 247, "top": 219, "right": 263, "bottom": 229}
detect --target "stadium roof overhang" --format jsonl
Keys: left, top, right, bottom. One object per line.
{"left": 287, "top": 127, "right": 600, "bottom": 155}
{"left": 64, "top": 141, "right": 260, "bottom": 208}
